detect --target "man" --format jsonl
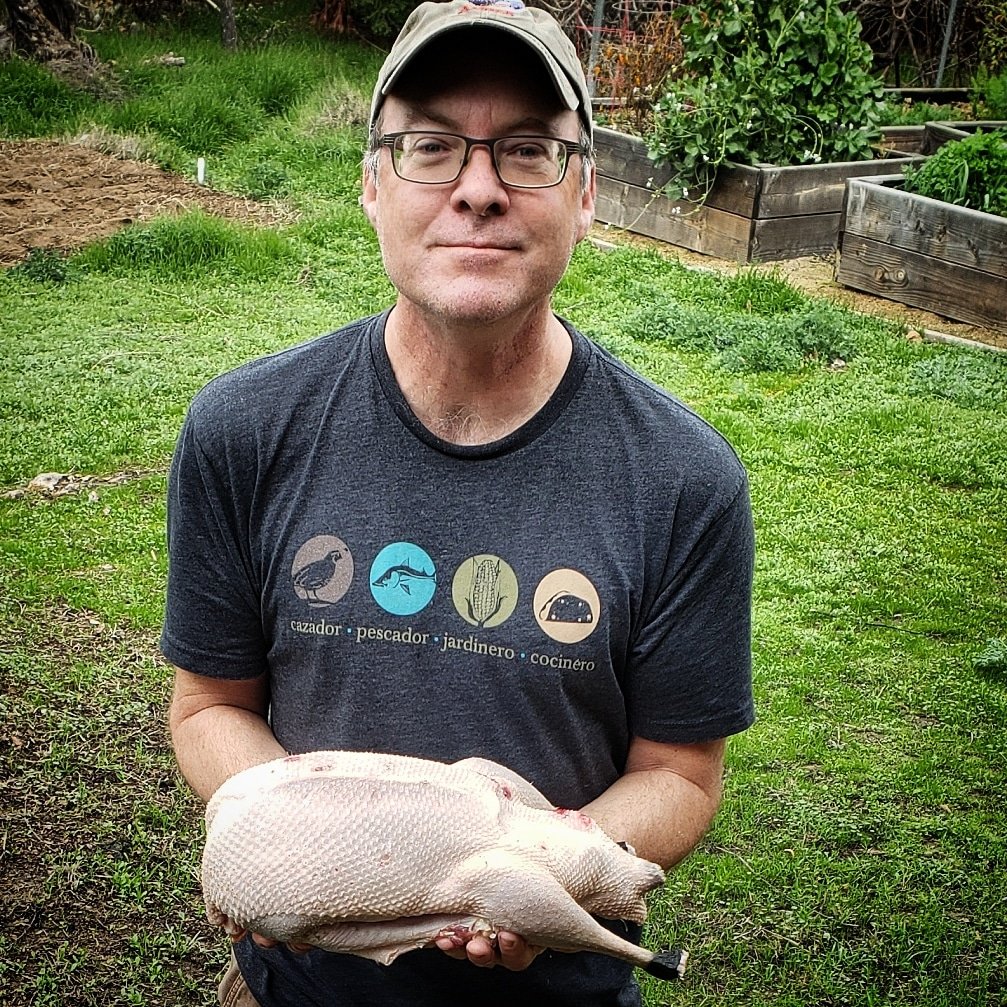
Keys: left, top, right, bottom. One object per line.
{"left": 163, "top": 2, "right": 755, "bottom": 1005}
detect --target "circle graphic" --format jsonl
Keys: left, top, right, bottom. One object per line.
{"left": 369, "top": 542, "right": 437, "bottom": 616}
{"left": 291, "top": 535, "right": 353, "bottom": 608}
{"left": 533, "top": 569, "right": 601, "bottom": 644}
{"left": 451, "top": 555, "right": 518, "bottom": 628}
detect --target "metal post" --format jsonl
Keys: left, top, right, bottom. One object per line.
{"left": 586, "top": 0, "right": 606, "bottom": 98}
{"left": 935, "top": 0, "right": 958, "bottom": 87}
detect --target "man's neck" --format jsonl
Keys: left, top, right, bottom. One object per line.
{"left": 384, "top": 303, "right": 573, "bottom": 446}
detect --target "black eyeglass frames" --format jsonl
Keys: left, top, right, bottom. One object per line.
{"left": 379, "top": 131, "right": 590, "bottom": 189}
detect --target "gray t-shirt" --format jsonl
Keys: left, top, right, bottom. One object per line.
{"left": 161, "top": 311, "right": 754, "bottom": 1005}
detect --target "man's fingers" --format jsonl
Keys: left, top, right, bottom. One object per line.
{"left": 497, "top": 931, "right": 542, "bottom": 971}
{"left": 463, "top": 935, "right": 498, "bottom": 968}
{"left": 247, "top": 932, "right": 312, "bottom": 954}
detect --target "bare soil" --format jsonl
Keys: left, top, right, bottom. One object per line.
{"left": 2, "top": 138, "right": 1005, "bottom": 352}
{"left": 0, "top": 138, "right": 288, "bottom": 265}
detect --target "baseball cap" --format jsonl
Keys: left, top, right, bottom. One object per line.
{"left": 369, "top": 0, "right": 593, "bottom": 138}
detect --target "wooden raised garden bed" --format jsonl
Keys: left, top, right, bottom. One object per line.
{"left": 592, "top": 125, "right": 925, "bottom": 262}
{"left": 837, "top": 121, "right": 1007, "bottom": 333}
{"left": 838, "top": 173, "right": 1007, "bottom": 333}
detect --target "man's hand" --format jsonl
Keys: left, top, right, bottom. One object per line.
{"left": 234, "top": 926, "right": 543, "bottom": 969}
{"left": 434, "top": 930, "right": 543, "bottom": 971}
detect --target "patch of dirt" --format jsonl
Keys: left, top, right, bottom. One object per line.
{"left": 2, "top": 139, "right": 1005, "bottom": 352}
{"left": 0, "top": 598, "right": 220, "bottom": 1004}
{"left": 0, "top": 138, "right": 291, "bottom": 265}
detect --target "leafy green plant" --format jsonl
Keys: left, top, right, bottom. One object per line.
{"left": 902, "top": 128, "right": 1007, "bottom": 216}
{"left": 877, "top": 98, "right": 973, "bottom": 126}
{"left": 648, "top": 0, "right": 886, "bottom": 199}
{"left": 971, "top": 64, "right": 1007, "bottom": 118}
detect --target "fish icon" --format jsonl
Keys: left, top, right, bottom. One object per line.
{"left": 372, "top": 562, "right": 437, "bottom": 597}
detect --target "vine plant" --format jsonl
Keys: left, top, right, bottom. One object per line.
{"left": 646, "top": 0, "right": 887, "bottom": 200}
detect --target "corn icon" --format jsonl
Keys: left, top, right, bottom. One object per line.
{"left": 466, "top": 556, "right": 506, "bottom": 628}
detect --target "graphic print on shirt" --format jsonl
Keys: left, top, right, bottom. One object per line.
{"left": 370, "top": 542, "right": 437, "bottom": 616}
{"left": 533, "top": 568, "right": 600, "bottom": 643}
{"left": 291, "top": 535, "right": 353, "bottom": 607}
{"left": 451, "top": 555, "right": 518, "bottom": 628}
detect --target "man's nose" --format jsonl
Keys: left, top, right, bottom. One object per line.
{"left": 451, "top": 144, "right": 509, "bottom": 215}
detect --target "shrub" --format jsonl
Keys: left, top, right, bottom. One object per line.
{"left": 647, "top": 0, "right": 886, "bottom": 200}
{"left": 978, "top": 0, "right": 1007, "bottom": 72}
{"left": 902, "top": 128, "right": 1007, "bottom": 217}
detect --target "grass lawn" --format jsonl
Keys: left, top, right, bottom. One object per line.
{"left": 2, "top": 6, "right": 1006, "bottom": 1005}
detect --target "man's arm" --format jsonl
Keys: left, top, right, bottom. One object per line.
{"left": 168, "top": 666, "right": 286, "bottom": 803}
{"left": 442, "top": 733, "right": 726, "bottom": 970}
{"left": 581, "top": 734, "right": 725, "bottom": 869}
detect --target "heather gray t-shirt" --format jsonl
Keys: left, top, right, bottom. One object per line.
{"left": 161, "top": 311, "right": 754, "bottom": 1006}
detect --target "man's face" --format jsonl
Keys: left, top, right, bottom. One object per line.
{"left": 361, "top": 58, "right": 596, "bottom": 331}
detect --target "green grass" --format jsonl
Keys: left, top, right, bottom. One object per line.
{"left": 2, "top": 7, "right": 1006, "bottom": 1006}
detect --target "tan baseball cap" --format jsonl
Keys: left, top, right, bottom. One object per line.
{"left": 369, "top": 0, "right": 593, "bottom": 138}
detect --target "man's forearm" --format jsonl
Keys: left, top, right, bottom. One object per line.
{"left": 168, "top": 667, "right": 286, "bottom": 803}
{"left": 581, "top": 767, "right": 721, "bottom": 868}
{"left": 580, "top": 737, "right": 726, "bottom": 869}
{"left": 170, "top": 702, "right": 286, "bottom": 803}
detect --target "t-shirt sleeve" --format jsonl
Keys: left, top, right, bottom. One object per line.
{"left": 160, "top": 404, "right": 267, "bottom": 679}
{"left": 626, "top": 471, "right": 755, "bottom": 742}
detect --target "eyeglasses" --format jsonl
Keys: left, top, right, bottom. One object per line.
{"left": 379, "top": 131, "right": 590, "bottom": 188}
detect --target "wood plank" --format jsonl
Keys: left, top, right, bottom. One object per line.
{"left": 843, "top": 178, "right": 1007, "bottom": 276}
{"left": 749, "top": 213, "right": 842, "bottom": 261}
{"left": 876, "top": 125, "right": 926, "bottom": 155}
{"left": 594, "top": 126, "right": 923, "bottom": 220}
{"left": 883, "top": 86, "right": 969, "bottom": 103}
{"left": 595, "top": 177, "right": 754, "bottom": 261}
{"left": 837, "top": 235, "right": 1007, "bottom": 331}
{"left": 592, "top": 127, "right": 760, "bottom": 216}
{"left": 754, "top": 154, "right": 923, "bottom": 217}
{"left": 923, "top": 121, "right": 972, "bottom": 153}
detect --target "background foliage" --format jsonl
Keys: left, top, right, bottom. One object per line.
{"left": 1, "top": 4, "right": 1006, "bottom": 1007}
{"left": 645, "top": 0, "right": 885, "bottom": 199}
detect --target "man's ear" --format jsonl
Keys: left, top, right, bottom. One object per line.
{"left": 576, "top": 165, "right": 597, "bottom": 243}
{"left": 360, "top": 171, "right": 379, "bottom": 229}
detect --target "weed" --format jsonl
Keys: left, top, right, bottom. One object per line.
{"left": 974, "top": 638, "right": 1007, "bottom": 676}
{"left": 7, "top": 248, "right": 76, "bottom": 284}
{"left": 906, "top": 350, "right": 1007, "bottom": 407}
{"left": 621, "top": 286, "right": 859, "bottom": 372}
